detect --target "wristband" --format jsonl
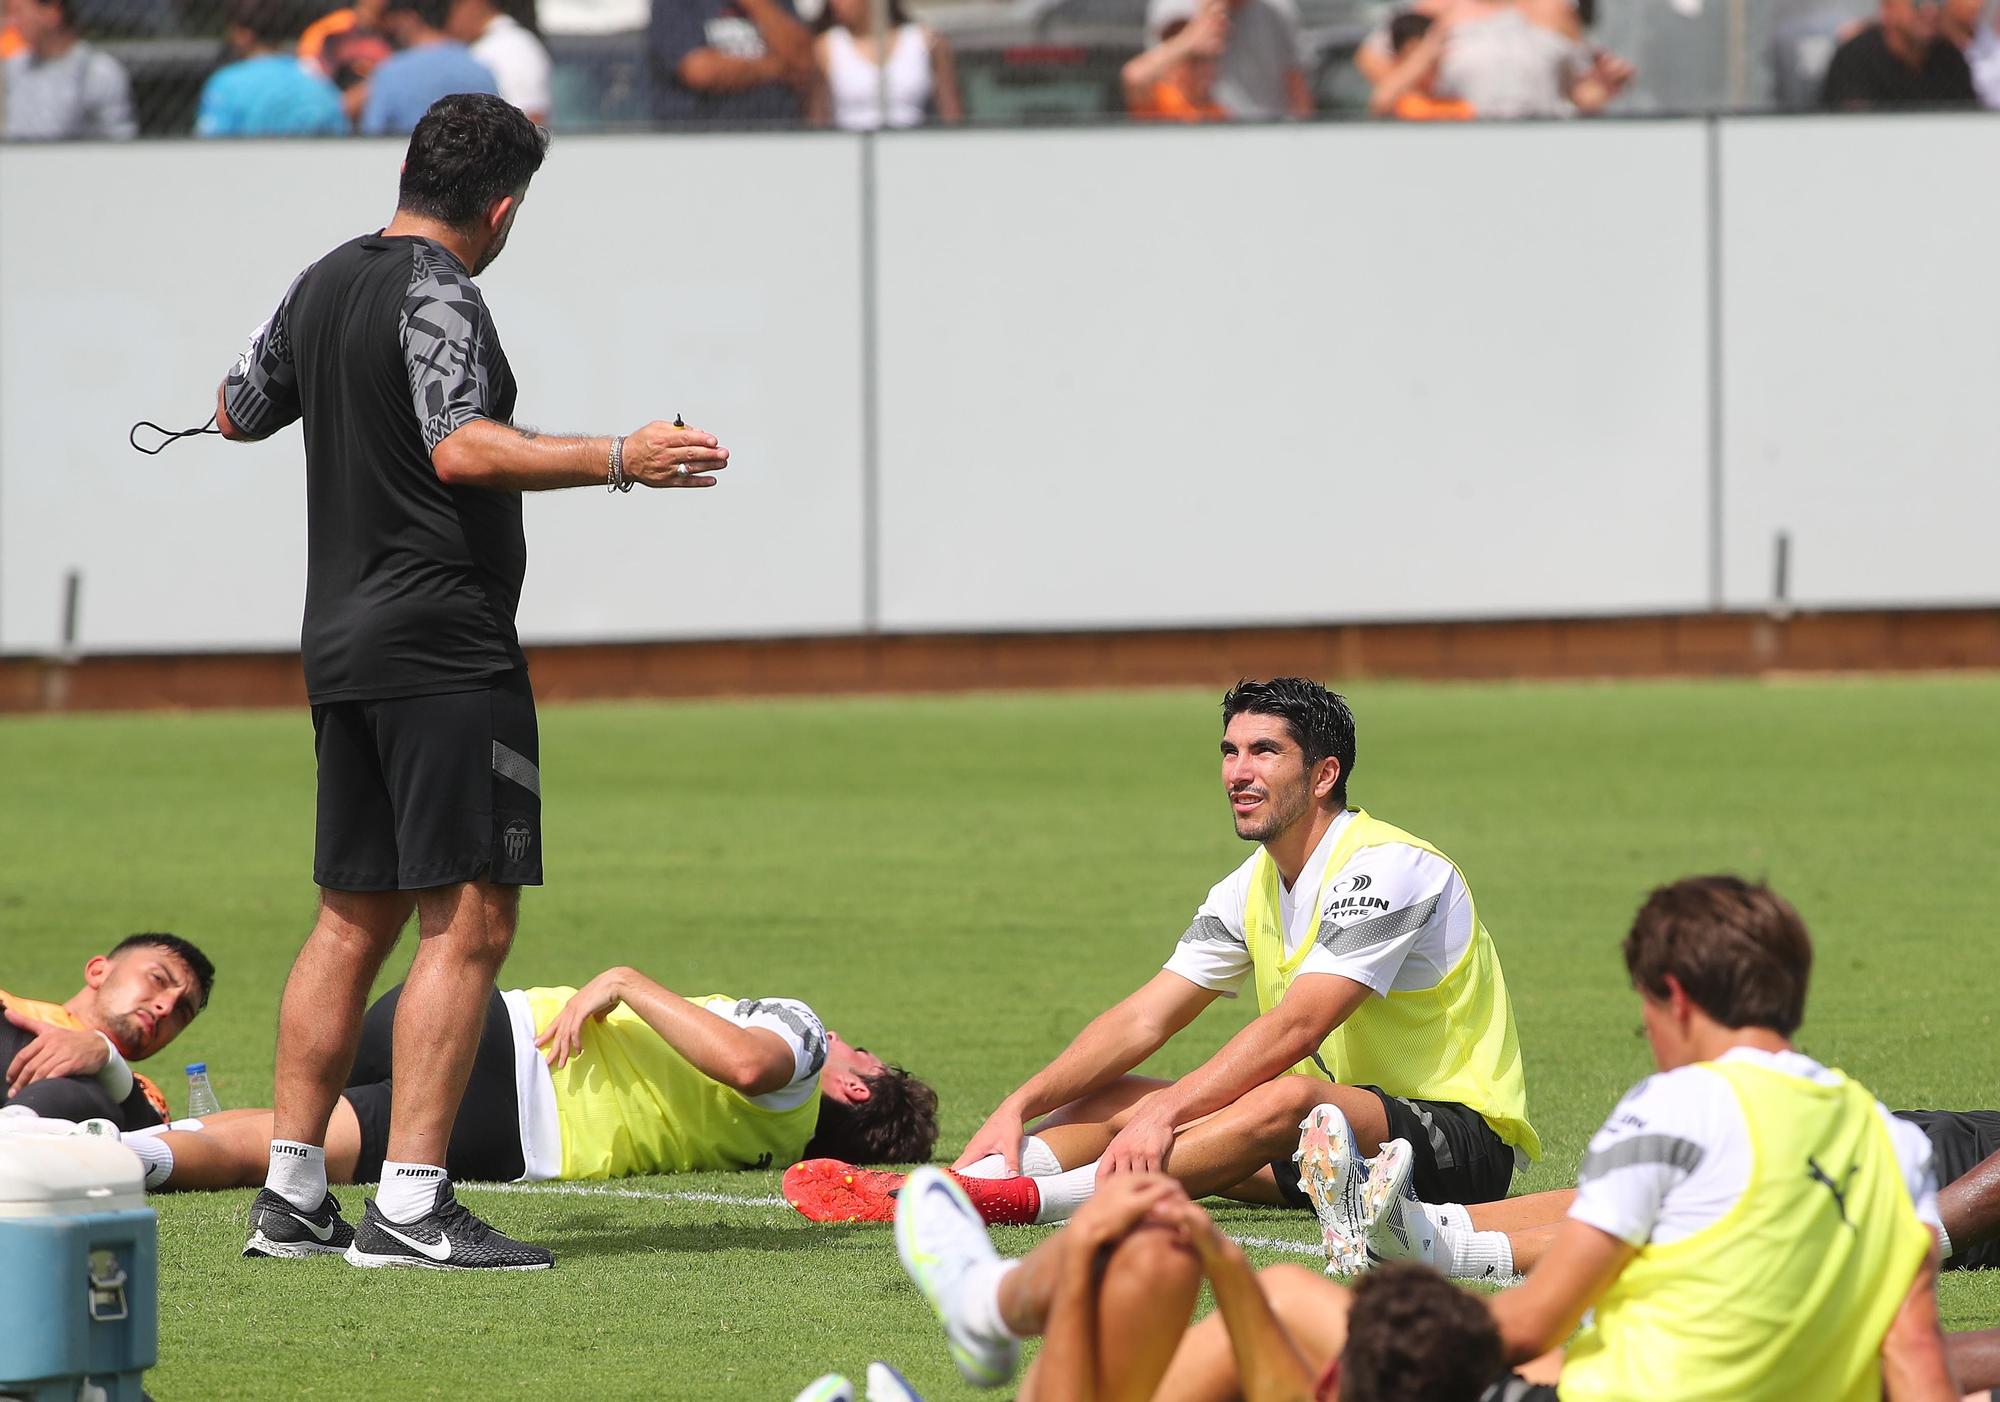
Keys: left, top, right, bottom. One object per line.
{"left": 94, "top": 1032, "right": 134, "bottom": 1101}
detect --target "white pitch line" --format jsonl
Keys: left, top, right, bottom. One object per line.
{"left": 468, "top": 1180, "right": 1323, "bottom": 1256}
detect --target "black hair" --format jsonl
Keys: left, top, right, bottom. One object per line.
{"left": 805, "top": 1066, "right": 939, "bottom": 1164}
{"left": 384, "top": 0, "right": 452, "bottom": 32}
{"left": 397, "top": 92, "right": 549, "bottom": 231}
{"left": 813, "top": 0, "right": 911, "bottom": 34}
{"left": 1388, "top": 9, "right": 1433, "bottom": 52}
{"left": 226, "top": 0, "right": 302, "bottom": 45}
{"left": 1339, "top": 1262, "right": 1503, "bottom": 1402}
{"left": 1220, "top": 677, "right": 1357, "bottom": 807}
{"left": 108, "top": 933, "right": 216, "bottom": 1013}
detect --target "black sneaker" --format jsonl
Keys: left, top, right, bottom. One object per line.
{"left": 343, "top": 1182, "right": 553, "bottom": 1272}
{"left": 243, "top": 1187, "right": 356, "bottom": 1259}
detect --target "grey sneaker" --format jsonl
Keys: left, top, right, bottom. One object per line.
{"left": 343, "top": 1181, "right": 552, "bottom": 1272}
{"left": 244, "top": 1187, "right": 356, "bottom": 1259}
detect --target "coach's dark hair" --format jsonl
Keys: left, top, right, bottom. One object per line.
{"left": 1388, "top": 9, "right": 1434, "bottom": 52}
{"left": 398, "top": 93, "right": 549, "bottom": 231}
{"left": 1338, "top": 1262, "right": 1501, "bottom": 1402}
{"left": 1220, "top": 677, "right": 1357, "bottom": 807}
{"left": 108, "top": 933, "right": 216, "bottom": 1013}
{"left": 1622, "top": 876, "right": 1811, "bottom": 1035}
{"left": 806, "top": 1067, "right": 939, "bottom": 1165}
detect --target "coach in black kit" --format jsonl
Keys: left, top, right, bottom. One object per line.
{"left": 215, "top": 93, "right": 730, "bottom": 1272}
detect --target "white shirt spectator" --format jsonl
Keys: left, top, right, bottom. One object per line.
{"left": 822, "top": 23, "right": 930, "bottom": 128}
{"left": 1969, "top": 15, "right": 2000, "bottom": 107}
{"left": 535, "top": 0, "right": 644, "bottom": 35}
{"left": 3, "top": 43, "right": 136, "bottom": 138}
{"left": 472, "top": 12, "right": 553, "bottom": 119}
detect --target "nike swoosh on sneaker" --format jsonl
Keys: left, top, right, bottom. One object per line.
{"left": 283, "top": 1210, "right": 336, "bottom": 1242}
{"left": 375, "top": 1220, "right": 453, "bottom": 1262}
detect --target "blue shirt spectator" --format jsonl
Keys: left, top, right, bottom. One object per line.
{"left": 360, "top": 0, "right": 497, "bottom": 134}
{"left": 198, "top": 54, "right": 347, "bottom": 135}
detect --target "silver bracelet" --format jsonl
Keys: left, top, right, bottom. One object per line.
{"left": 607, "top": 435, "right": 631, "bottom": 493}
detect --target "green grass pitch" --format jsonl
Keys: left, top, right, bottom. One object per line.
{"left": 2, "top": 676, "right": 1995, "bottom": 1398}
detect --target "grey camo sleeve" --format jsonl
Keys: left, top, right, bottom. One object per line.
{"left": 221, "top": 267, "right": 310, "bottom": 441}
{"left": 400, "top": 245, "right": 502, "bottom": 452}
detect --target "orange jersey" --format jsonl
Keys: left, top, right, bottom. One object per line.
{"left": 1392, "top": 90, "right": 1475, "bottom": 121}
{"left": 1133, "top": 80, "right": 1226, "bottom": 122}
{"left": 0, "top": 987, "right": 170, "bottom": 1121}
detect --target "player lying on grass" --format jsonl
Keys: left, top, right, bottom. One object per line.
{"left": 895, "top": 874, "right": 1962, "bottom": 1402}
{"left": 1, "top": 933, "right": 216, "bottom": 1131}
{"left": 789, "top": 677, "right": 1539, "bottom": 1235}
{"left": 890, "top": 1166, "right": 1503, "bottom": 1400}
{"left": 109, "top": 964, "right": 937, "bottom": 1263}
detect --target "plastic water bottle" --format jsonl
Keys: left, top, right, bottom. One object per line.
{"left": 184, "top": 1063, "right": 221, "bottom": 1118}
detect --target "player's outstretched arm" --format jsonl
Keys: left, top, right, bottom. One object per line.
{"left": 431, "top": 419, "right": 729, "bottom": 493}
{"left": 536, "top": 967, "right": 793, "bottom": 1095}
{"left": 1882, "top": 1245, "right": 1962, "bottom": 1402}
{"left": 952, "top": 971, "right": 1217, "bottom": 1175}
{"left": 1488, "top": 1218, "right": 1634, "bottom": 1366}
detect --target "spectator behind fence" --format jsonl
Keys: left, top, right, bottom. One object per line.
{"left": 1821, "top": 0, "right": 1977, "bottom": 106}
{"left": 448, "top": 0, "right": 551, "bottom": 122}
{"left": 359, "top": 0, "right": 498, "bottom": 133}
{"left": 811, "top": 0, "right": 958, "bottom": 130}
{"left": 1368, "top": 9, "right": 1475, "bottom": 117}
{"left": 302, "top": 0, "right": 394, "bottom": 102}
{"left": 1, "top": 0, "right": 133, "bottom": 138}
{"left": 1940, "top": 0, "right": 2000, "bottom": 104}
{"left": 651, "top": 0, "right": 814, "bottom": 125}
{"left": 1356, "top": 0, "right": 1631, "bottom": 117}
{"left": 1122, "top": 7, "right": 1227, "bottom": 119}
{"left": 1142, "top": 0, "right": 1313, "bottom": 118}
{"left": 198, "top": 0, "right": 348, "bottom": 135}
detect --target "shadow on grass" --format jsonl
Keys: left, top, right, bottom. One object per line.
{"left": 546, "top": 1217, "right": 881, "bottom": 1260}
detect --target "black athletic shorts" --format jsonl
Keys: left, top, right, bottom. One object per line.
{"left": 1273, "top": 1086, "right": 1516, "bottom": 1209}
{"left": 339, "top": 982, "right": 526, "bottom": 1184}
{"left": 1896, "top": 1108, "right": 2000, "bottom": 1271}
{"left": 311, "top": 668, "right": 543, "bottom": 891}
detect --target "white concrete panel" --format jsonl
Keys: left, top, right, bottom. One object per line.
{"left": 871, "top": 122, "right": 1712, "bottom": 632}
{"left": 0, "top": 133, "right": 868, "bottom": 653}
{"left": 1718, "top": 115, "right": 2000, "bottom": 611}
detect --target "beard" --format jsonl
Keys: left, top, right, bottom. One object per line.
{"left": 1233, "top": 777, "right": 1314, "bottom": 843}
{"left": 102, "top": 1010, "right": 149, "bottom": 1058}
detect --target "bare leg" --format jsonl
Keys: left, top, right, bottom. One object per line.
{"left": 153, "top": 1102, "right": 368, "bottom": 1191}
{"left": 1165, "top": 1078, "right": 1389, "bottom": 1200}
{"left": 1017, "top": 1226, "right": 1202, "bottom": 1402}
{"left": 385, "top": 881, "right": 517, "bottom": 1166}
{"left": 1157, "top": 1263, "right": 1353, "bottom": 1402}
{"left": 1940, "top": 1146, "right": 2000, "bottom": 1256}
{"left": 272, "top": 890, "right": 413, "bottom": 1148}
{"left": 1950, "top": 1327, "right": 2000, "bottom": 1393}
{"left": 1034, "top": 1075, "right": 1175, "bottom": 1132}
{"left": 1468, "top": 1188, "right": 1576, "bottom": 1232}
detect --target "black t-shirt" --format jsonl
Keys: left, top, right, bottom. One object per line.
{"left": 223, "top": 233, "right": 527, "bottom": 704}
{"left": 1821, "top": 24, "right": 1977, "bottom": 109}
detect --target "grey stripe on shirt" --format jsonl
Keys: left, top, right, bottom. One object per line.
{"left": 1577, "top": 1133, "right": 1706, "bottom": 1183}
{"left": 1315, "top": 894, "right": 1441, "bottom": 959}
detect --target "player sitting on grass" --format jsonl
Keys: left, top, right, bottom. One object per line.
{"left": 109, "top": 963, "right": 937, "bottom": 1264}
{"left": 890, "top": 1166, "right": 1502, "bottom": 1400}
{"left": 1, "top": 933, "right": 215, "bottom": 1131}
{"left": 788, "top": 676, "right": 1538, "bottom": 1244}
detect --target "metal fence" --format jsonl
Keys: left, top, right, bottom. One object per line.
{"left": 0, "top": 0, "right": 1989, "bottom": 139}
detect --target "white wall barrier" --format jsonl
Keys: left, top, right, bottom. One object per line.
{"left": 1, "top": 115, "right": 1993, "bottom": 655}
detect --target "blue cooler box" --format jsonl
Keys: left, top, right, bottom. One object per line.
{"left": 0, "top": 1137, "right": 156, "bottom": 1402}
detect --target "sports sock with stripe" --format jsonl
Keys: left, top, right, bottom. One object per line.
{"left": 265, "top": 1140, "right": 327, "bottom": 1211}
{"left": 376, "top": 1161, "right": 448, "bottom": 1224}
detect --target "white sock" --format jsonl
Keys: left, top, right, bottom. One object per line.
{"left": 1423, "top": 1201, "right": 1473, "bottom": 1235}
{"left": 122, "top": 1131, "right": 175, "bottom": 1189}
{"left": 1444, "top": 1227, "right": 1515, "bottom": 1282}
{"left": 376, "top": 1161, "right": 449, "bottom": 1224}
{"left": 1030, "top": 1163, "right": 1099, "bottom": 1225}
{"left": 1936, "top": 1222, "right": 1953, "bottom": 1259}
{"left": 955, "top": 1258, "right": 1024, "bottom": 1343}
{"left": 265, "top": 1140, "right": 327, "bottom": 1211}
{"left": 956, "top": 1136, "right": 1064, "bottom": 1180}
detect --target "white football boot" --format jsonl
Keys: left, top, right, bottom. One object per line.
{"left": 894, "top": 1167, "right": 1018, "bottom": 1388}
{"left": 1294, "top": 1103, "right": 1374, "bottom": 1275}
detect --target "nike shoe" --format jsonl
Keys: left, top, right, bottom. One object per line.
{"left": 343, "top": 1182, "right": 552, "bottom": 1272}
{"left": 1362, "top": 1138, "right": 1437, "bottom": 1267}
{"left": 894, "top": 1167, "right": 1019, "bottom": 1389}
{"left": 786, "top": 1159, "right": 1041, "bottom": 1228}
{"left": 790, "top": 1374, "right": 854, "bottom": 1402}
{"left": 1294, "top": 1103, "right": 1372, "bottom": 1276}
{"left": 865, "top": 1361, "right": 927, "bottom": 1402}
{"left": 243, "top": 1187, "right": 356, "bottom": 1259}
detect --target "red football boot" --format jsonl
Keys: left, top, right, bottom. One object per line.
{"left": 783, "top": 1159, "right": 1044, "bottom": 1227}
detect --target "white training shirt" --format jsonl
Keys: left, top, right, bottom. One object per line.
{"left": 1568, "top": 1046, "right": 1940, "bottom": 1249}
{"left": 501, "top": 989, "right": 828, "bottom": 1182}
{"left": 1163, "top": 809, "right": 1474, "bottom": 1001}
{"left": 472, "top": 14, "right": 553, "bottom": 119}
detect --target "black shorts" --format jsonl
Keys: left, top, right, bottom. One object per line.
{"left": 339, "top": 982, "right": 526, "bottom": 1184}
{"left": 1274, "top": 1086, "right": 1517, "bottom": 1209}
{"left": 312, "top": 669, "right": 543, "bottom": 891}
{"left": 1895, "top": 1108, "right": 2000, "bottom": 1271}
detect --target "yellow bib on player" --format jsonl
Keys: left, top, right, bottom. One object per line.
{"left": 523, "top": 989, "right": 823, "bottom": 1181}
{"left": 1241, "top": 810, "right": 1539, "bottom": 1159}
{"left": 1560, "top": 1059, "right": 1934, "bottom": 1402}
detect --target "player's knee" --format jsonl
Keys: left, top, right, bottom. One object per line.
{"left": 1247, "top": 1076, "right": 1331, "bottom": 1147}
{"left": 1105, "top": 1224, "right": 1200, "bottom": 1293}
{"left": 8, "top": 1075, "right": 121, "bottom": 1124}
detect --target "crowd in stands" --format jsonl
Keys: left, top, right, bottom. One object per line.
{"left": 2, "top": 0, "right": 1998, "bottom": 136}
